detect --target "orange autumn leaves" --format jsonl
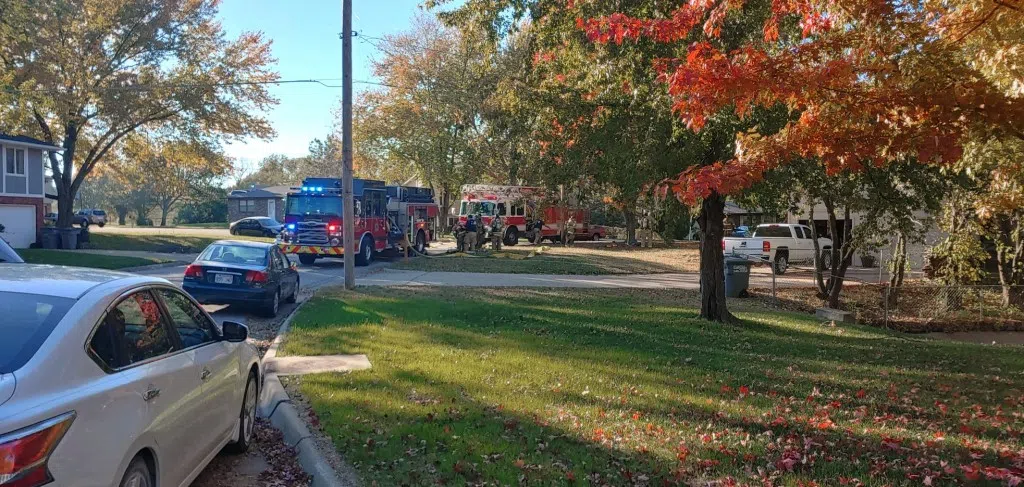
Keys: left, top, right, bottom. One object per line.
{"left": 573, "top": 0, "right": 1024, "bottom": 205}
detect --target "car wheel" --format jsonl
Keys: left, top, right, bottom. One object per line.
{"left": 98, "top": 222, "right": 106, "bottom": 227}
{"left": 80, "top": 219, "right": 89, "bottom": 228}
{"left": 355, "top": 235, "right": 373, "bottom": 266}
{"left": 820, "top": 250, "right": 832, "bottom": 271}
{"left": 226, "top": 371, "right": 258, "bottom": 454}
{"left": 286, "top": 278, "right": 299, "bottom": 303}
{"left": 262, "top": 289, "right": 280, "bottom": 317}
{"left": 298, "top": 254, "right": 317, "bottom": 266}
{"left": 774, "top": 253, "right": 789, "bottom": 275}
{"left": 503, "top": 227, "right": 518, "bottom": 246}
{"left": 230, "top": 228, "right": 238, "bottom": 236}
{"left": 119, "top": 456, "right": 153, "bottom": 487}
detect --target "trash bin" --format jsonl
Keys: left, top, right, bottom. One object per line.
{"left": 59, "top": 228, "right": 80, "bottom": 250}
{"left": 724, "top": 257, "right": 753, "bottom": 298}
{"left": 41, "top": 228, "right": 61, "bottom": 249}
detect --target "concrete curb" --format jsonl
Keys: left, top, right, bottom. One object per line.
{"left": 258, "top": 297, "right": 357, "bottom": 487}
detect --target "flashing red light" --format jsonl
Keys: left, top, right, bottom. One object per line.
{"left": 328, "top": 225, "right": 338, "bottom": 232}
{"left": 245, "top": 270, "right": 269, "bottom": 284}
{"left": 184, "top": 264, "right": 204, "bottom": 278}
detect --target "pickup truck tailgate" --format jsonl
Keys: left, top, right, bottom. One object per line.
{"left": 723, "top": 238, "right": 765, "bottom": 260}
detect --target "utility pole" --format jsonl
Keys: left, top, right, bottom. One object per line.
{"left": 341, "top": 0, "right": 355, "bottom": 289}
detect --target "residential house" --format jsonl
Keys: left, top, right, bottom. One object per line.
{"left": 227, "top": 185, "right": 292, "bottom": 222}
{"left": 784, "top": 202, "right": 943, "bottom": 270}
{"left": 0, "top": 134, "right": 62, "bottom": 248}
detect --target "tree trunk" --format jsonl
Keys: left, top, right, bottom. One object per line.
{"left": 114, "top": 205, "right": 129, "bottom": 225}
{"left": 887, "top": 232, "right": 908, "bottom": 307}
{"left": 56, "top": 191, "right": 75, "bottom": 229}
{"left": 820, "top": 203, "right": 855, "bottom": 308}
{"left": 159, "top": 204, "right": 170, "bottom": 227}
{"left": 697, "top": 192, "right": 735, "bottom": 323}
{"left": 994, "top": 215, "right": 1024, "bottom": 309}
{"left": 623, "top": 209, "right": 637, "bottom": 244}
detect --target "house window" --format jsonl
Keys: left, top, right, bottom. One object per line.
{"left": 5, "top": 147, "right": 26, "bottom": 176}
{"left": 239, "top": 199, "right": 256, "bottom": 212}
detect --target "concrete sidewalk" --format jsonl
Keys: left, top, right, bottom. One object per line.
{"left": 360, "top": 269, "right": 822, "bottom": 289}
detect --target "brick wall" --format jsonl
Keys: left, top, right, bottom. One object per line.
{"left": 228, "top": 197, "right": 285, "bottom": 222}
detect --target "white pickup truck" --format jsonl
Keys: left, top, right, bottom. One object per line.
{"left": 724, "top": 223, "right": 832, "bottom": 274}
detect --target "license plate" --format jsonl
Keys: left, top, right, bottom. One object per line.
{"left": 214, "top": 274, "right": 233, "bottom": 284}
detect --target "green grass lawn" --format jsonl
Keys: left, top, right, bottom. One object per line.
{"left": 176, "top": 222, "right": 229, "bottom": 229}
{"left": 283, "top": 287, "right": 1024, "bottom": 486}
{"left": 393, "top": 244, "right": 701, "bottom": 274}
{"left": 88, "top": 232, "right": 271, "bottom": 253}
{"left": 18, "top": 249, "right": 171, "bottom": 269}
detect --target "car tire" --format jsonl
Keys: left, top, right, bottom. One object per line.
{"left": 80, "top": 219, "right": 89, "bottom": 228}
{"left": 820, "top": 250, "right": 832, "bottom": 271}
{"left": 230, "top": 228, "right": 238, "bottom": 236}
{"left": 119, "top": 456, "right": 153, "bottom": 487}
{"left": 503, "top": 227, "right": 518, "bottom": 246}
{"left": 298, "top": 254, "right": 317, "bottom": 266}
{"left": 226, "top": 371, "right": 259, "bottom": 454}
{"left": 286, "top": 279, "right": 299, "bottom": 303}
{"left": 773, "top": 252, "right": 789, "bottom": 275}
{"left": 262, "top": 289, "right": 280, "bottom": 317}
{"left": 592, "top": 233, "right": 601, "bottom": 241}
{"left": 98, "top": 222, "right": 106, "bottom": 228}
{"left": 355, "top": 235, "right": 373, "bottom": 266}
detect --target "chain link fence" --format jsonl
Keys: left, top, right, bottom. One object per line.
{"left": 878, "top": 284, "right": 1024, "bottom": 331}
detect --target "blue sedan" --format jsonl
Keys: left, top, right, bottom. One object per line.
{"left": 182, "top": 240, "right": 300, "bottom": 316}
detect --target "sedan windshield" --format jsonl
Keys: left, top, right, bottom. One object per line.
{"left": 200, "top": 244, "right": 269, "bottom": 266}
{"left": 287, "top": 195, "right": 342, "bottom": 216}
{"left": 0, "top": 292, "right": 76, "bottom": 373}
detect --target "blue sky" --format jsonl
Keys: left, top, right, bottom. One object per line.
{"left": 217, "top": 0, "right": 429, "bottom": 169}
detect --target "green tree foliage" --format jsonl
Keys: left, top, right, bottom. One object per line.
{"left": 0, "top": 0, "right": 278, "bottom": 228}
{"left": 175, "top": 188, "right": 229, "bottom": 224}
{"left": 118, "top": 134, "right": 231, "bottom": 226}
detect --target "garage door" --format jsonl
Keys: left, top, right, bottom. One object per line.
{"left": 0, "top": 205, "right": 36, "bottom": 248}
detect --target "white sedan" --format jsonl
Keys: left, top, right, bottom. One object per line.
{"left": 0, "top": 265, "right": 262, "bottom": 487}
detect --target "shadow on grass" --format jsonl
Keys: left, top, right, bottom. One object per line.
{"left": 287, "top": 286, "right": 1024, "bottom": 484}
{"left": 392, "top": 247, "right": 693, "bottom": 275}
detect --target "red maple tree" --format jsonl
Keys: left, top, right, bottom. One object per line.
{"left": 578, "top": 0, "right": 1024, "bottom": 205}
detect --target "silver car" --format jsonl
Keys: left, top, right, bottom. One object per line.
{"left": 0, "top": 265, "right": 262, "bottom": 487}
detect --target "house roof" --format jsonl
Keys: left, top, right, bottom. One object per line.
{"left": 0, "top": 133, "right": 63, "bottom": 151}
{"left": 228, "top": 184, "right": 293, "bottom": 199}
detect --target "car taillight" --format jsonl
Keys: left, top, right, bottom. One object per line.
{"left": 763, "top": 241, "right": 771, "bottom": 252}
{"left": 184, "top": 264, "right": 204, "bottom": 278}
{"left": 0, "top": 412, "right": 75, "bottom": 487}
{"left": 328, "top": 225, "right": 338, "bottom": 232}
{"left": 721, "top": 240, "right": 725, "bottom": 250}
{"left": 245, "top": 270, "right": 269, "bottom": 284}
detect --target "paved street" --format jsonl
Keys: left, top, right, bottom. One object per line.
{"left": 134, "top": 257, "right": 391, "bottom": 326}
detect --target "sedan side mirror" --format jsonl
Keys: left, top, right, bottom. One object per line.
{"left": 222, "top": 321, "right": 249, "bottom": 342}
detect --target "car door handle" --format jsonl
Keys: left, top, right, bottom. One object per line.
{"left": 143, "top": 388, "right": 160, "bottom": 402}
{"left": 201, "top": 368, "right": 212, "bottom": 381}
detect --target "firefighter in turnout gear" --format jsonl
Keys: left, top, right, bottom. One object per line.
{"left": 490, "top": 216, "right": 504, "bottom": 251}
{"left": 453, "top": 220, "right": 467, "bottom": 252}
{"left": 564, "top": 215, "right": 576, "bottom": 246}
{"left": 464, "top": 215, "right": 478, "bottom": 252}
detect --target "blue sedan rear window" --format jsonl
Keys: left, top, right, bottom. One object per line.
{"left": 200, "top": 244, "right": 269, "bottom": 266}
{"left": 0, "top": 292, "right": 76, "bottom": 373}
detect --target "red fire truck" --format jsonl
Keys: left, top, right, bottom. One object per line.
{"left": 278, "top": 177, "right": 439, "bottom": 265}
{"left": 457, "top": 184, "right": 600, "bottom": 245}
